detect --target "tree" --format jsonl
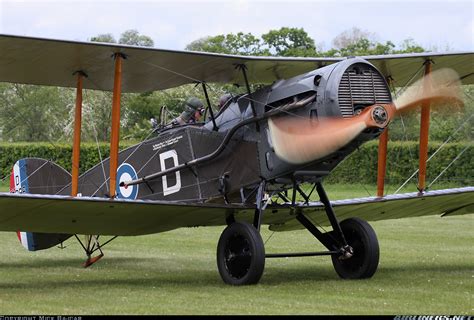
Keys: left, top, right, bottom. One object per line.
{"left": 90, "top": 30, "right": 154, "bottom": 47}
{"left": 89, "top": 33, "right": 116, "bottom": 43}
{"left": 261, "top": 27, "right": 317, "bottom": 57}
{"left": 328, "top": 27, "right": 426, "bottom": 57}
{"left": 186, "top": 35, "right": 230, "bottom": 54}
{"left": 224, "top": 32, "right": 262, "bottom": 55}
{"left": 332, "top": 27, "right": 375, "bottom": 50}
{"left": 119, "top": 29, "right": 154, "bottom": 47}
{"left": 0, "top": 84, "right": 72, "bottom": 142}
{"left": 337, "top": 38, "right": 396, "bottom": 56}
{"left": 185, "top": 28, "right": 318, "bottom": 57}
{"left": 186, "top": 32, "right": 262, "bottom": 56}
{"left": 395, "top": 38, "right": 425, "bottom": 53}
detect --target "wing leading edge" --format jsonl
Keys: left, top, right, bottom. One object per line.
{"left": 0, "top": 187, "right": 472, "bottom": 236}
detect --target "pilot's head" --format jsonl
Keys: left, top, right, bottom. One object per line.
{"left": 218, "top": 93, "right": 232, "bottom": 110}
{"left": 181, "top": 97, "right": 204, "bottom": 123}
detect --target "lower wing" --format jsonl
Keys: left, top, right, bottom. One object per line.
{"left": 0, "top": 186, "right": 472, "bottom": 236}
{"left": 270, "top": 186, "right": 474, "bottom": 231}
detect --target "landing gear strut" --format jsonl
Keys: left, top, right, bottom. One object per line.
{"left": 295, "top": 181, "right": 379, "bottom": 279}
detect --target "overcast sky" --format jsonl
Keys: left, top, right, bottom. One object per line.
{"left": 0, "top": 0, "right": 472, "bottom": 52}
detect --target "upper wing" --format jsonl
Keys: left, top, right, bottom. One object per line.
{"left": 0, "top": 34, "right": 472, "bottom": 93}
{"left": 0, "top": 34, "right": 339, "bottom": 93}
{"left": 364, "top": 52, "right": 474, "bottom": 87}
{"left": 0, "top": 187, "right": 472, "bottom": 236}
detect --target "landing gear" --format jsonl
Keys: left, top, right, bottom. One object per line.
{"left": 294, "top": 181, "right": 379, "bottom": 279}
{"left": 331, "top": 217, "right": 379, "bottom": 279}
{"left": 215, "top": 180, "right": 380, "bottom": 285}
{"left": 217, "top": 221, "right": 265, "bottom": 285}
{"left": 266, "top": 181, "right": 379, "bottom": 279}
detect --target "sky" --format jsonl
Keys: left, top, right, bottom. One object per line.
{"left": 0, "top": 0, "right": 472, "bottom": 52}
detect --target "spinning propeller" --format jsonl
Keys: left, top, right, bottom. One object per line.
{"left": 268, "top": 68, "right": 463, "bottom": 164}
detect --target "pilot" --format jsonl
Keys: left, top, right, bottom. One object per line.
{"left": 217, "top": 93, "right": 233, "bottom": 111}
{"left": 172, "top": 97, "right": 205, "bottom": 125}
{"left": 150, "top": 116, "right": 158, "bottom": 129}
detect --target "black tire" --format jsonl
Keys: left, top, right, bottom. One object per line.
{"left": 331, "top": 217, "right": 379, "bottom": 279}
{"left": 217, "top": 221, "right": 265, "bottom": 285}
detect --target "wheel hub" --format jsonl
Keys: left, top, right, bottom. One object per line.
{"left": 338, "top": 245, "right": 354, "bottom": 260}
{"left": 224, "top": 234, "right": 252, "bottom": 279}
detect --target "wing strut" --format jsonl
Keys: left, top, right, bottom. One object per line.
{"left": 418, "top": 60, "right": 433, "bottom": 192}
{"left": 376, "top": 76, "right": 394, "bottom": 197}
{"left": 376, "top": 128, "right": 389, "bottom": 197}
{"left": 201, "top": 82, "right": 218, "bottom": 131}
{"left": 71, "top": 71, "right": 86, "bottom": 196}
{"left": 237, "top": 64, "right": 259, "bottom": 131}
{"left": 109, "top": 53, "right": 125, "bottom": 198}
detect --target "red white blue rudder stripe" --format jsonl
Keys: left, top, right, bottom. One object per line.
{"left": 16, "top": 231, "right": 35, "bottom": 251}
{"left": 10, "top": 159, "right": 35, "bottom": 251}
{"left": 11, "top": 159, "right": 29, "bottom": 193}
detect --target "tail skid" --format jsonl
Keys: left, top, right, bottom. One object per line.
{"left": 75, "top": 234, "right": 118, "bottom": 268}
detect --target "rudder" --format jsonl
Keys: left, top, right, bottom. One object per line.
{"left": 10, "top": 158, "right": 73, "bottom": 251}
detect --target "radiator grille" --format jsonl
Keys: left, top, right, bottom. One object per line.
{"left": 338, "top": 64, "right": 392, "bottom": 117}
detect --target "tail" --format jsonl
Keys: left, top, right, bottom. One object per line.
{"left": 10, "top": 158, "right": 73, "bottom": 251}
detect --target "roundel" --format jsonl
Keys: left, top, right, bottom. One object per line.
{"left": 116, "top": 163, "right": 139, "bottom": 200}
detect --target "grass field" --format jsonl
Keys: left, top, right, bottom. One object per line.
{"left": 0, "top": 180, "right": 8, "bottom": 191}
{"left": 0, "top": 182, "right": 472, "bottom": 315}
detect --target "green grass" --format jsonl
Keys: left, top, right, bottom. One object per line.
{"left": 0, "top": 180, "right": 8, "bottom": 192}
{"left": 0, "top": 183, "right": 472, "bottom": 315}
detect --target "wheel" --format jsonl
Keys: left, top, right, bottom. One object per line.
{"left": 331, "top": 217, "right": 379, "bottom": 279}
{"left": 217, "top": 221, "right": 265, "bottom": 285}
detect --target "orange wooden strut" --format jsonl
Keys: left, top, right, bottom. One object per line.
{"left": 71, "top": 72, "right": 84, "bottom": 196}
{"left": 376, "top": 76, "right": 395, "bottom": 198}
{"left": 376, "top": 128, "right": 389, "bottom": 197}
{"left": 109, "top": 53, "right": 124, "bottom": 198}
{"left": 418, "top": 61, "right": 432, "bottom": 192}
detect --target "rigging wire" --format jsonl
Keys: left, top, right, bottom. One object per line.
{"left": 394, "top": 111, "right": 474, "bottom": 194}
{"left": 428, "top": 145, "right": 471, "bottom": 189}
{"left": 387, "top": 62, "right": 472, "bottom": 194}
{"left": 0, "top": 85, "right": 76, "bottom": 183}
{"left": 387, "top": 64, "right": 426, "bottom": 193}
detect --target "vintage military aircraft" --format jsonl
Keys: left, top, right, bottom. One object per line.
{"left": 0, "top": 34, "right": 473, "bottom": 285}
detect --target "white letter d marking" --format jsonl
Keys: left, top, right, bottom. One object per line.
{"left": 159, "top": 150, "right": 181, "bottom": 196}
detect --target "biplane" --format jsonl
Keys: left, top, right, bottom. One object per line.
{"left": 0, "top": 34, "right": 472, "bottom": 285}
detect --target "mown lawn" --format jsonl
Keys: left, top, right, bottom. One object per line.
{"left": 0, "top": 182, "right": 472, "bottom": 315}
{"left": 0, "top": 180, "right": 8, "bottom": 192}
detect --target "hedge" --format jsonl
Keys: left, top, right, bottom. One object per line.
{"left": 0, "top": 142, "right": 135, "bottom": 179}
{"left": 327, "top": 140, "right": 473, "bottom": 185}
{"left": 0, "top": 140, "right": 472, "bottom": 185}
